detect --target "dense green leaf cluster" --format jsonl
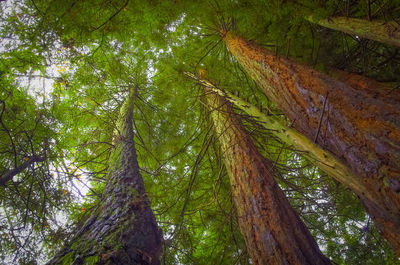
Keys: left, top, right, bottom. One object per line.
{"left": 0, "top": 0, "right": 399, "bottom": 264}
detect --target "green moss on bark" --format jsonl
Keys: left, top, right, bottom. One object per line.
{"left": 307, "top": 16, "right": 400, "bottom": 47}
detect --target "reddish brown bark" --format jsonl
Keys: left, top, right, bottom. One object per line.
{"left": 222, "top": 31, "right": 400, "bottom": 254}
{"left": 204, "top": 88, "right": 331, "bottom": 265}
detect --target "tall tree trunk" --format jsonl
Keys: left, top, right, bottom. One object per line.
{"left": 221, "top": 31, "right": 400, "bottom": 254}
{"left": 48, "top": 87, "right": 162, "bottom": 265}
{"left": 306, "top": 16, "right": 400, "bottom": 47}
{"left": 187, "top": 72, "right": 366, "bottom": 202}
{"left": 202, "top": 83, "right": 331, "bottom": 265}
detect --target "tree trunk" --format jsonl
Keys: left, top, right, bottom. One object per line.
{"left": 306, "top": 16, "right": 400, "bottom": 48}
{"left": 221, "top": 31, "right": 400, "bottom": 254}
{"left": 47, "top": 87, "right": 162, "bottom": 265}
{"left": 202, "top": 85, "right": 331, "bottom": 265}
{"left": 187, "top": 72, "right": 367, "bottom": 202}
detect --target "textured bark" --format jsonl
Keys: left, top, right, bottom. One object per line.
{"left": 203, "top": 87, "right": 331, "bottom": 265}
{"left": 187, "top": 72, "right": 366, "bottom": 200}
{"left": 222, "top": 31, "right": 400, "bottom": 254}
{"left": 48, "top": 88, "right": 162, "bottom": 265}
{"left": 307, "top": 16, "right": 400, "bottom": 48}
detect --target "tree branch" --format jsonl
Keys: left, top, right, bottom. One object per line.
{"left": 0, "top": 155, "right": 46, "bottom": 186}
{"left": 90, "top": 0, "right": 129, "bottom": 32}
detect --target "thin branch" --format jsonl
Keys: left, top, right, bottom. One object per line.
{"left": 0, "top": 155, "right": 46, "bottom": 186}
{"left": 314, "top": 92, "right": 329, "bottom": 143}
{"left": 30, "top": 0, "right": 43, "bottom": 15}
{"left": 90, "top": 0, "right": 129, "bottom": 32}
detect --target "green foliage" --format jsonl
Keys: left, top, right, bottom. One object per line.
{"left": 0, "top": 0, "right": 399, "bottom": 264}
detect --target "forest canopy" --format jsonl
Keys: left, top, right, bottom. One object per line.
{"left": 0, "top": 0, "right": 400, "bottom": 264}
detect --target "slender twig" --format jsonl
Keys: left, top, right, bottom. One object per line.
{"left": 314, "top": 92, "right": 329, "bottom": 143}
{"left": 90, "top": 0, "right": 129, "bottom": 32}
{"left": 0, "top": 155, "right": 46, "bottom": 186}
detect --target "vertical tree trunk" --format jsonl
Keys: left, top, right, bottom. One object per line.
{"left": 221, "top": 31, "right": 400, "bottom": 254}
{"left": 187, "top": 72, "right": 367, "bottom": 201}
{"left": 48, "top": 87, "right": 162, "bottom": 265}
{"left": 306, "top": 16, "right": 400, "bottom": 47}
{"left": 202, "top": 85, "right": 331, "bottom": 265}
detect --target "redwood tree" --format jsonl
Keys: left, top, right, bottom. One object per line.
{"left": 221, "top": 31, "right": 400, "bottom": 254}
{"left": 202, "top": 81, "right": 331, "bottom": 265}
{"left": 47, "top": 87, "right": 162, "bottom": 265}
